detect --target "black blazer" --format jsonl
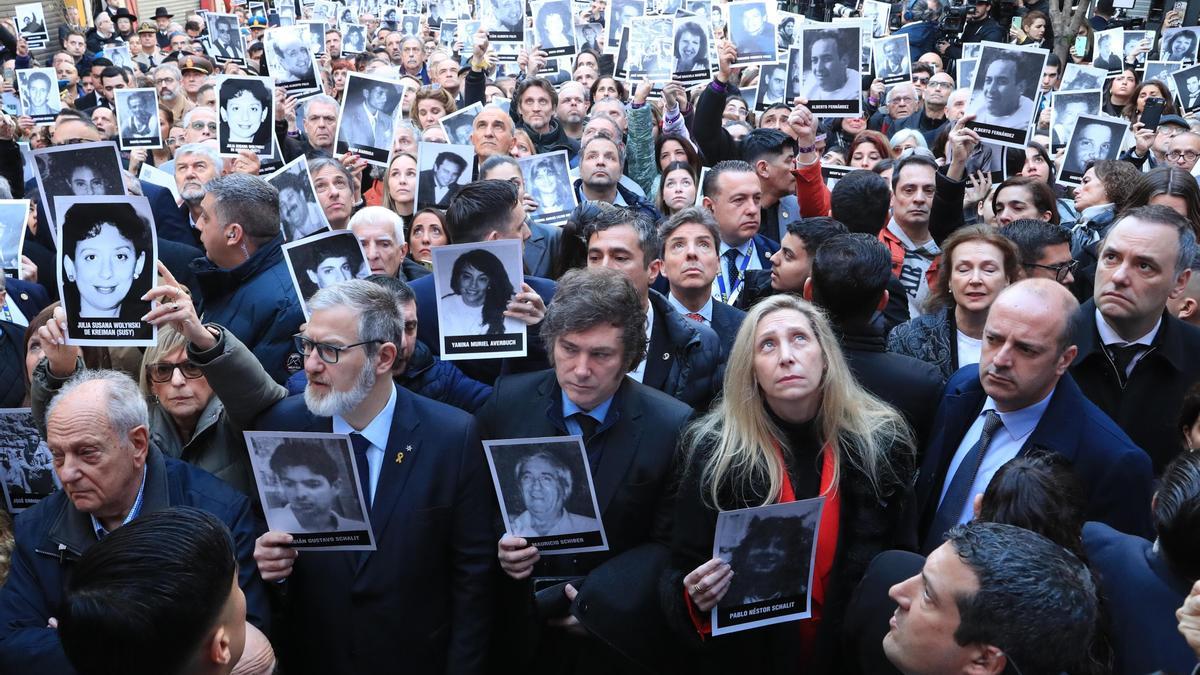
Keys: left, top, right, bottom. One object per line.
{"left": 476, "top": 370, "right": 693, "bottom": 673}
{"left": 416, "top": 169, "right": 463, "bottom": 209}
{"left": 842, "top": 550, "right": 923, "bottom": 675}
{"left": 522, "top": 221, "right": 561, "bottom": 279}
{"left": 709, "top": 299, "right": 747, "bottom": 361}
{"left": 253, "top": 384, "right": 495, "bottom": 675}
{"left": 915, "top": 367, "right": 1155, "bottom": 549}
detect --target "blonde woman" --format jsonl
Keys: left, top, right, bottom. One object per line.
{"left": 666, "top": 295, "right": 915, "bottom": 672}
{"left": 409, "top": 86, "right": 457, "bottom": 130}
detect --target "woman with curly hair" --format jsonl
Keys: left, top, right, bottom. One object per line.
{"left": 440, "top": 248, "right": 521, "bottom": 335}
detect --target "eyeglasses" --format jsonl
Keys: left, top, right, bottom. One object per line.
{"left": 145, "top": 360, "right": 204, "bottom": 383}
{"left": 1023, "top": 258, "right": 1079, "bottom": 283}
{"left": 1167, "top": 150, "right": 1200, "bottom": 162}
{"left": 926, "top": 81, "right": 953, "bottom": 90}
{"left": 293, "top": 334, "right": 382, "bottom": 364}
{"left": 153, "top": 77, "right": 177, "bottom": 85}
{"left": 890, "top": 95, "right": 916, "bottom": 104}
{"left": 912, "top": 76, "right": 930, "bottom": 85}
{"left": 189, "top": 121, "right": 218, "bottom": 132}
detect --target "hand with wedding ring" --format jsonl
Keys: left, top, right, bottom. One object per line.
{"left": 683, "top": 557, "right": 733, "bottom": 612}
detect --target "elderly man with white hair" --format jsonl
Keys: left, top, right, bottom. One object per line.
{"left": 282, "top": 94, "right": 341, "bottom": 161}
{"left": 349, "top": 206, "right": 430, "bottom": 281}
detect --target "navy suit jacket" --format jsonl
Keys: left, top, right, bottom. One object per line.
{"left": 522, "top": 221, "right": 561, "bottom": 279}
{"left": 709, "top": 298, "right": 746, "bottom": 361}
{"left": 142, "top": 182, "right": 195, "bottom": 248}
{"left": 412, "top": 272, "right": 557, "bottom": 385}
{"left": 253, "top": 384, "right": 494, "bottom": 675}
{"left": 748, "top": 233, "right": 779, "bottom": 270}
{"left": 5, "top": 278, "right": 49, "bottom": 320}
{"left": 915, "top": 367, "right": 1154, "bottom": 547}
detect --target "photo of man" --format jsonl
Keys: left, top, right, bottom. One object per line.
{"left": 1174, "top": 64, "right": 1200, "bottom": 113}
{"left": 209, "top": 14, "right": 244, "bottom": 62}
{"left": 218, "top": 76, "right": 273, "bottom": 155}
{"left": 15, "top": 3, "right": 47, "bottom": 43}
{"left": 483, "top": 0, "right": 525, "bottom": 41}
{"left": 874, "top": 34, "right": 910, "bottom": 84}
{"left": 1049, "top": 89, "right": 1101, "bottom": 152}
{"left": 0, "top": 409, "right": 58, "bottom": 512}
{"left": 283, "top": 230, "right": 370, "bottom": 316}
{"left": 268, "top": 155, "right": 331, "bottom": 241}
{"left": 116, "top": 89, "right": 161, "bottom": 150}
{"left": 336, "top": 74, "right": 406, "bottom": 164}
{"left": 17, "top": 68, "right": 59, "bottom": 124}
{"left": 265, "top": 26, "right": 319, "bottom": 93}
{"left": 1092, "top": 28, "right": 1123, "bottom": 73}
{"left": 439, "top": 103, "right": 481, "bottom": 146}
{"left": 417, "top": 143, "right": 473, "bottom": 209}
{"left": 606, "top": 0, "right": 645, "bottom": 52}
{"left": 966, "top": 43, "right": 1048, "bottom": 148}
{"left": 533, "top": 0, "right": 576, "bottom": 57}
{"left": 727, "top": 0, "right": 776, "bottom": 64}
{"left": 757, "top": 63, "right": 787, "bottom": 108}
{"left": 1058, "top": 114, "right": 1127, "bottom": 186}
{"left": 799, "top": 26, "right": 861, "bottom": 114}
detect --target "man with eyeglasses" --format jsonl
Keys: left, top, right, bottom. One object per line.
{"left": 998, "top": 218, "right": 1077, "bottom": 288}
{"left": 891, "top": 72, "right": 955, "bottom": 145}
{"left": 157, "top": 107, "right": 218, "bottom": 175}
{"left": 188, "top": 279, "right": 494, "bottom": 674}
{"left": 869, "top": 82, "right": 917, "bottom": 136}
{"left": 152, "top": 64, "right": 187, "bottom": 121}
{"left": 1165, "top": 131, "right": 1200, "bottom": 173}
{"left": 1125, "top": 114, "right": 1190, "bottom": 171}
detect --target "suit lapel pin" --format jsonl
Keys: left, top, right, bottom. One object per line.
{"left": 396, "top": 452, "right": 404, "bottom": 464}
{"left": 662, "top": 352, "right": 670, "bottom": 360}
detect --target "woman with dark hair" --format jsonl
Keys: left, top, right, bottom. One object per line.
{"left": 848, "top": 131, "right": 894, "bottom": 170}
{"left": 1102, "top": 68, "right": 1138, "bottom": 118}
{"left": 219, "top": 77, "right": 272, "bottom": 147}
{"left": 59, "top": 154, "right": 117, "bottom": 197}
{"left": 534, "top": 3, "right": 573, "bottom": 50}
{"left": 1069, "top": 159, "right": 1146, "bottom": 298}
{"left": 1125, "top": 166, "right": 1200, "bottom": 237}
{"left": 60, "top": 202, "right": 153, "bottom": 323}
{"left": 1120, "top": 79, "right": 1176, "bottom": 124}
{"left": 590, "top": 76, "right": 628, "bottom": 103}
{"left": 440, "top": 248, "right": 520, "bottom": 335}
{"left": 673, "top": 20, "right": 709, "bottom": 74}
{"left": 526, "top": 156, "right": 573, "bottom": 215}
{"left": 407, "top": 207, "right": 451, "bottom": 266}
{"left": 991, "top": 175, "right": 1061, "bottom": 226}
{"left": 887, "top": 226, "right": 1020, "bottom": 379}
{"left": 656, "top": 133, "right": 702, "bottom": 177}
{"left": 656, "top": 161, "right": 699, "bottom": 217}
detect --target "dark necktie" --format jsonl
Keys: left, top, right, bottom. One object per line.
{"left": 350, "top": 432, "right": 372, "bottom": 510}
{"left": 1107, "top": 343, "right": 1145, "bottom": 386}
{"left": 723, "top": 249, "right": 741, "bottom": 291}
{"left": 924, "top": 410, "right": 1004, "bottom": 552}
{"left": 570, "top": 412, "right": 600, "bottom": 442}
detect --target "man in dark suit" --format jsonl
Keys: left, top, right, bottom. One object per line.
{"left": 199, "top": 280, "right": 494, "bottom": 674}
{"left": 412, "top": 180, "right": 553, "bottom": 384}
{"left": 417, "top": 151, "right": 469, "bottom": 209}
{"left": 1070, "top": 205, "right": 1200, "bottom": 475}
{"left": 657, "top": 206, "right": 745, "bottom": 360}
{"left": 338, "top": 80, "right": 397, "bottom": 150}
{"left": 481, "top": 266, "right": 693, "bottom": 672}
{"left": 916, "top": 279, "right": 1154, "bottom": 553}
{"left": 586, "top": 207, "right": 721, "bottom": 409}
{"left": 702, "top": 161, "right": 779, "bottom": 306}
{"left": 3, "top": 277, "right": 50, "bottom": 325}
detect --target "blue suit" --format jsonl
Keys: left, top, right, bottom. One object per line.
{"left": 253, "top": 384, "right": 494, "bottom": 674}
{"left": 914, "top": 368, "right": 1154, "bottom": 545}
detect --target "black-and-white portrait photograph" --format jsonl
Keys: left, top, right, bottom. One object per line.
{"left": 1057, "top": 113, "right": 1127, "bottom": 187}
{"left": 1059, "top": 63, "right": 1106, "bottom": 91}
{"left": 626, "top": 17, "right": 674, "bottom": 80}
{"left": 1173, "top": 64, "right": 1200, "bottom": 113}
{"left": 577, "top": 21, "right": 602, "bottom": 52}
{"left": 432, "top": 239, "right": 527, "bottom": 360}
{"left": 208, "top": 13, "right": 246, "bottom": 63}
{"left": 245, "top": 431, "right": 376, "bottom": 550}
{"left": 269, "top": 155, "right": 332, "bottom": 241}
{"left": 532, "top": 0, "right": 576, "bottom": 57}
{"left": 862, "top": 0, "right": 889, "bottom": 38}
{"left": 519, "top": 150, "right": 576, "bottom": 228}
{"left": 104, "top": 45, "right": 134, "bottom": 71}
{"left": 799, "top": 25, "right": 862, "bottom": 116}
{"left": 15, "top": 3, "right": 48, "bottom": 46}
{"left": 777, "top": 11, "right": 800, "bottom": 50}
{"left": 300, "top": 20, "right": 328, "bottom": 55}
{"left": 965, "top": 42, "right": 1048, "bottom": 149}
{"left": 1092, "top": 27, "right": 1124, "bottom": 73}
{"left": 0, "top": 200, "right": 28, "bottom": 275}
{"left": 0, "top": 409, "right": 58, "bottom": 513}
{"left": 335, "top": 72, "right": 407, "bottom": 165}
{"left": 439, "top": 20, "right": 459, "bottom": 50}
{"left": 53, "top": 195, "right": 157, "bottom": 347}
{"left": 1162, "top": 27, "right": 1199, "bottom": 65}
{"left": 784, "top": 47, "right": 803, "bottom": 101}
{"left": 710, "top": 496, "right": 825, "bottom": 636}
{"left": 873, "top": 33, "right": 911, "bottom": 85}
{"left": 1122, "top": 29, "right": 1151, "bottom": 67}
{"left": 397, "top": 14, "right": 420, "bottom": 37}
{"left": 343, "top": 24, "right": 368, "bottom": 54}
{"left": 218, "top": 76, "right": 274, "bottom": 156}
{"left": 1144, "top": 61, "right": 1183, "bottom": 101}
{"left": 756, "top": 62, "right": 788, "bottom": 110}
{"left": 672, "top": 16, "right": 713, "bottom": 82}
{"left": 727, "top": 0, "right": 776, "bottom": 66}
{"left": 962, "top": 41, "right": 982, "bottom": 61}
{"left": 381, "top": 4, "right": 400, "bottom": 28}
{"left": 115, "top": 88, "right": 161, "bottom": 151}
{"left": 32, "top": 141, "right": 127, "bottom": 229}
{"left": 278, "top": 2, "right": 296, "bottom": 25}
{"left": 831, "top": 16, "right": 872, "bottom": 70}
{"left": 480, "top": 0, "right": 525, "bottom": 42}
{"left": 1049, "top": 89, "right": 1102, "bottom": 153}
{"left": 416, "top": 141, "right": 474, "bottom": 210}
{"left": 439, "top": 102, "right": 481, "bottom": 146}
{"left": 17, "top": 67, "right": 60, "bottom": 125}
{"left": 483, "top": 436, "right": 608, "bottom": 554}
{"left": 264, "top": 25, "right": 320, "bottom": 96}
{"left": 311, "top": 1, "right": 337, "bottom": 22}
{"left": 606, "top": 0, "right": 646, "bottom": 53}
{"left": 283, "top": 229, "right": 370, "bottom": 318}
{"left": 956, "top": 58, "right": 977, "bottom": 97}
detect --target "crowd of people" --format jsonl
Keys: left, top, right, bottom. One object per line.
{"left": 0, "top": 0, "right": 1199, "bottom": 673}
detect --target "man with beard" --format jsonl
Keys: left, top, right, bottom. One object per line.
{"left": 555, "top": 81, "right": 588, "bottom": 141}
{"left": 890, "top": 71, "right": 955, "bottom": 145}
{"left": 515, "top": 77, "right": 579, "bottom": 157}
{"left": 152, "top": 64, "right": 187, "bottom": 122}
{"left": 202, "top": 279, "right": 493, "bottom": 673}
{"left": 174, "top": 143, "right": 223, "bottom": 246}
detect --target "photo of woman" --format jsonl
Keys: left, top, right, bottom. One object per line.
{"left": 534, "top": 0, "right": 575, "bottom": 56}
{"left": 439, "top": 247, "right": 523, "bottom": 336}
{"left": 520, "top": 152, "right": 576, "bottom": 227}
{"left": 34, "top": 142, "right": 127, "bottom": 229}
{"left": 219, "top": 77, "right": 273, "bottom": 155}
{"left": 60, "top": 202, "right": 151, "bottom": 321}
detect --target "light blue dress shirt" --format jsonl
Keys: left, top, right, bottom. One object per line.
{"left": 332, "top": 385, "right": 398, "bottom": 505}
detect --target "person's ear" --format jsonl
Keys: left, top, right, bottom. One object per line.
{"left": 63, "top": 256, "right": 76, "bottom": 283}
{"left": 398, "top": 241, "right": 410, "bottom": 261}
{"left": 225, "top": 222, "right": 245, "bottom": 246}
{"left": 484, "top": 230, "right": 500, "bottom": 241}
{"left": 876, "top": 289, "right": 889, "bottom": 312}
{"left": 1169, "top": 268, "right": 1193, "bottom": 300}
{"left": 964, "top": 644, "right": 1007, "bottom": 674}
{"left": 702, "top": 195, "right": 715, "bottom": 213}
{"left": 207, "top": 625, "right": 234, "bottom": 666}
{"left": 754, "top": 158, "right": 770, "bottom": 179}
{"left": 133, "top": 252, "right": 146, "bottom": 281}
{"left": 1180, "top": 297, "right": 1199, "bottom": 321}
{"left": 972, "top": 492, "right": 983, "bottom": 518}
{"left": 376, "top": 340, "right": 398, "bottom": 374}
{"left": 802, "top": 277, "right": 813, "bottom": 300}
{"left": 306, "top": 269, "right": 318, "bottom": 284}
{"left": 647, "top": 257, "right": 662, "bottom": 284}
{"left": 1055, "top": 344, "right": 1078, "bottom": 376}
{"left": 128, "top": 424, "right": 150, "bottom": 466}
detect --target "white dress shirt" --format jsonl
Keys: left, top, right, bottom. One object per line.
{"left": 1094, "top": 308, "right": 1160, "bottom": 377}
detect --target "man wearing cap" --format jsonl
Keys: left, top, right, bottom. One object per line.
{"left": 1124, "top": 114, "right": 1191, "bottom": 172}
{"left": 135, "top": 22, "right": 165, "bottom": 69}
{"left": 179, "top": 55, "right": 213, "bottom": 105}
{"left": 247, "top": 15, "right": 267, "bottom": 44}
{"left": 154, "top": 7, "right": 174, "bottom": 48}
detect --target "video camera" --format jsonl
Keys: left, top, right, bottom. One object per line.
{"left": 937, "top": 1, "right": 972, "bottom": 47}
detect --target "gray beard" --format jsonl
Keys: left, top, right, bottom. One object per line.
{"left": 160, "top": 89, "right": 177, "bottom": 102}
{"left": 304, "top": 362, "right": 376, "bottom": 418}
{"left": 181, "top": 187, "right": 205, "bottom": 205}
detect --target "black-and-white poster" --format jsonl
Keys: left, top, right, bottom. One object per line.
{"left": 710, "top": 497, "right": 825, "bottom": 636}
{"left": 439, "top": 102, "right": 481, "bottom": 146}
{"left": 777, "top": 11, "right": 800, "bottom": 50}
{"left": 1092, "top": 27, "right": 1124, "bottom": 73}
{"left": 1144, "top": 61, "right": 1183, "bottom": 97}
{"left": 0, "top": 408, "right": 58, "bottom": 513}
{"left": 1122, "top": 29, "right": 1151, "bottom": 67}
{"left": 1059, "top": 63, "right": 1105, "bottom": 91}
{"left": 115, "top": 88, "right": 162, "bottom": 151}
{"left": 0, "top": 200, "right": 27, "bottom": 275}
{"left": 577, "top": 20, "right": 602, "bottom": 53}
{"left": 1057, "top": 113, "right": 1127, "bottom": 187}
{"left": 268, "top": 155, "right": 332, "bottom": 241}
{"left": 432, "top": 239, "right": 527, "bottom": 360}
{"left": 282, "top": 229, "right": 371, "bottom": 318}
{"left": 519, "top": 150, "right": 576, "bottom": 228}
{"left": 1173, "top": 63, "right": 1200, "bottom": 113}
{"left": 416, "top": 141, "right": 474, "bottom": 210}
{"left": 480, "top": 0, "right": 525, "bottom": 42}
{"left": 965, "top": 42, "right": 1048, "bottom": 149}
{"left": 244, "top": 431, "right": 377, "bottom": 551}
{"left": 821, "top": 164, "right": 851, "bottom": 191}
{"left": 208, "top": 13, "right": 247, "bottom": 64}
{"left": 218, "top": 76, "right": 274, "bottom": 156}
{"left": 335, "top": 72, "right": 407, "bottom": 165}
{"left": 32, "top": 141, "right": 128, "bottom": 229}
{"left": 299, "top": 19, "right": 328, "bottom": 55}
{"left": 15, "top": 3, "right": 48, "bottom": 49}
{"left": 830, "top": 16, "right": 872, "bottom": 70}
{"left": 957, "top": 58, "right": 977, "bottom": 98}
{"left": 54, "top": 195, "right": 157, "bottom": 347}
{"left": 727, "top": 0, "right": 776, "bottom": 66}
{"left": 343, "top": 24, "right": 368, "bottom": 54}
{"left": 672, "top": 14, "right": 713, "bottom": 83}
{"left": 873, "top": 33, "right": 911, "bottom": 85}
{"left": 483, "top": 436, "right": 608, "bottom": 554}
{"left": 798, "top": 25, "right": 862, "bottom": 117}
{"left": 757, "top": 62, "right": 788, "bottom": 110}
{"left": 264, "top": 25, "right": 321, "bottom": 97}
{"left": 1162, "top": 27, "right": 1199, "bottom": 65}
{"left": 16, "top": 67, "right": 60, "bottom": 125}
{"left": 606, "top": 0, "right": 646, "bottom": 53}
{"left": 397, "top": 14, "right": 420, "bottom": 38}
{"left": 626, "top": 17, "right": 674, "bottom": 80}
{"left": 1049, "top": 89, "right": 1102, "bottom": 153}
{"left": 531, "top": 0, "right": 576, "bottom": 57}
{"left": 784, "top": 47, "right": 802, "bottom": 102}
{"left": 104, "top": 45, "right": 134, "bottom": 71}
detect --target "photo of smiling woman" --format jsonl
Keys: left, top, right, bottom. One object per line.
{"left": 218, "top": 76, "right": 274, "bottom": 156}
{"left": 432, "top": 238, "right": 528, "bottom": 359}
{"left": 34, "top": 141, "right": 128, "bottom": 226}
{"left": 55, "top": 196, "right": 157, "bottom": 346}
{"left": 673, "top": 19, "right": 712, "bottom": 82}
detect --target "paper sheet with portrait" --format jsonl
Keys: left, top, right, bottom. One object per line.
{"left": 245, "top": 431, "right": 377, "bottom": 551}
{"left": 432, "top": 238, "right": 528, "bottom": 360}
{"left": 282, "top": 229, "right": 371, "bottom": 319}
{"left": 483, "top": 436, "right": 609, "bottom": 555}
{"left": 710, "top": 496, "right": 825, "bottom": 636}
{"left": 0, "top": 408, "right": 59, "bottom": 513}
